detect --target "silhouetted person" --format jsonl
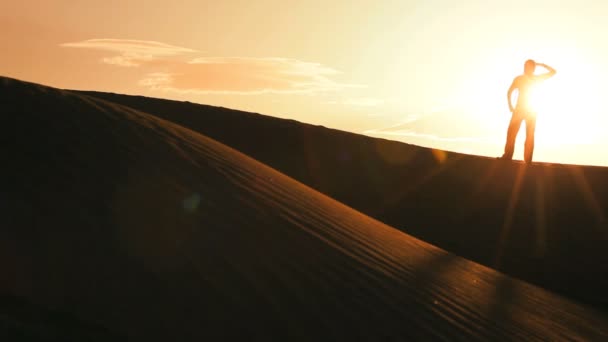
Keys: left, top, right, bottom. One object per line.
{"left": 501, "top": 59, "right": 556, "bottom": 163}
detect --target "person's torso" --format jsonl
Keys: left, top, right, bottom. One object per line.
{"left": 515, "top": 75, "right": 538, "bottom": 112}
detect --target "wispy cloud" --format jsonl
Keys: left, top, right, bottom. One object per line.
{"left": 139, "top": 57, "right": 361, "bottom": 95}
{"left": 61, "top": 39, "right": 198, "bottom": 55}
{"left": 61, "top": 39, "right": 198, "bottom": 67}
{"left": 61, "top": 39, "right": 360, "bottom": 94}
{"left": 363, "top": 114, "right": 422, "bottom": 133}
{"left": 328, "top": 97, "right": 385, "bottom": 107}
{"left": 364, "top": 110, "right": 492, "bottom": 144}
{"left": 343, "top": 98, "right": 385, "bottom": 107}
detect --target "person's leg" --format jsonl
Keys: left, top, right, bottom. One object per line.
{"left": 502, "top": 114, "right": 523, "bottom": 160}
{"left": 524, "top": 115, "right": 537, "bottom": 163}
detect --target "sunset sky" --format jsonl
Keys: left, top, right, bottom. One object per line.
{"left": 3, "top": 1, "right": 608, "bottom": 166}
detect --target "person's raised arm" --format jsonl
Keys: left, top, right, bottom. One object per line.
{"left": 535, "top": 63, "right": 556, "bottom": 80}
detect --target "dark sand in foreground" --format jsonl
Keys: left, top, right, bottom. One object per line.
{"left": 0, "top": 77, "right": 606, "bottom": 340}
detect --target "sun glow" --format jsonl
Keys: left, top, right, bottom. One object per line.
{"left": 531, "top": 65, "right": 602, "bottom": 146}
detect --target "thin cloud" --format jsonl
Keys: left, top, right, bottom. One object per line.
{"left": 343, "top": 98, "right": 385, "bottom": 107}
{"left": 328, "top": 97, "right": 386, "bottom": 107}
{"left": 139, "top": 57, "right": 362, "bottom": 95}
{"left": 61, "top": 39, "right": 198, "bottom": 67}
{"left": 62, "top": 39, "right": 360, "bottom": 94}
{"left": 101, "top": 54, "right": 149, "bottom": 67}
{"left": 363, "top": 115, "right": 421, "bottom": 133}
{"left": 61, "top": 39, "right": 197, "bottom": 55}
{"left": 364, "top": 111, "right": 492, "bottom": 144}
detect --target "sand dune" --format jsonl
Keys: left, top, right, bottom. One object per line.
{"left": 82, "top": 90, "right": 608, "bottom": 310}
{"left": 1, "top": 76, "right": 607, "bottom": 339}
{"left": 0, "top": 295, "right": 122, "bottom": 341}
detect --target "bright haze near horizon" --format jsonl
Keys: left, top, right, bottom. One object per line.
{"left": 3, "top": 0, "right": 608, "bottom": 166}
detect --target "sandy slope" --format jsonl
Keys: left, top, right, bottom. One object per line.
{"left": 1, "top": 77, "right": 607, "bottom": 340}
{"left": 82, "top": 90, "right": 608, "bottom": 309}
{"left": 0, "top": 295, "right": 122, "bottom": 341}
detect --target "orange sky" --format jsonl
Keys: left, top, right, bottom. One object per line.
{"left": 3, "top": 1, "right": 608, "bottom": 166}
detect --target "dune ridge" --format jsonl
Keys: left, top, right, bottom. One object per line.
{"left": 0, "top": 77, "right": 606, "bottom": 340}
{"left": 80, "top": 90, "right": 608, "bottom": 309}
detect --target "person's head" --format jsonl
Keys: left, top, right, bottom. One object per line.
{"left": 524, "top": 59, "right": 536, "bottom": 75}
